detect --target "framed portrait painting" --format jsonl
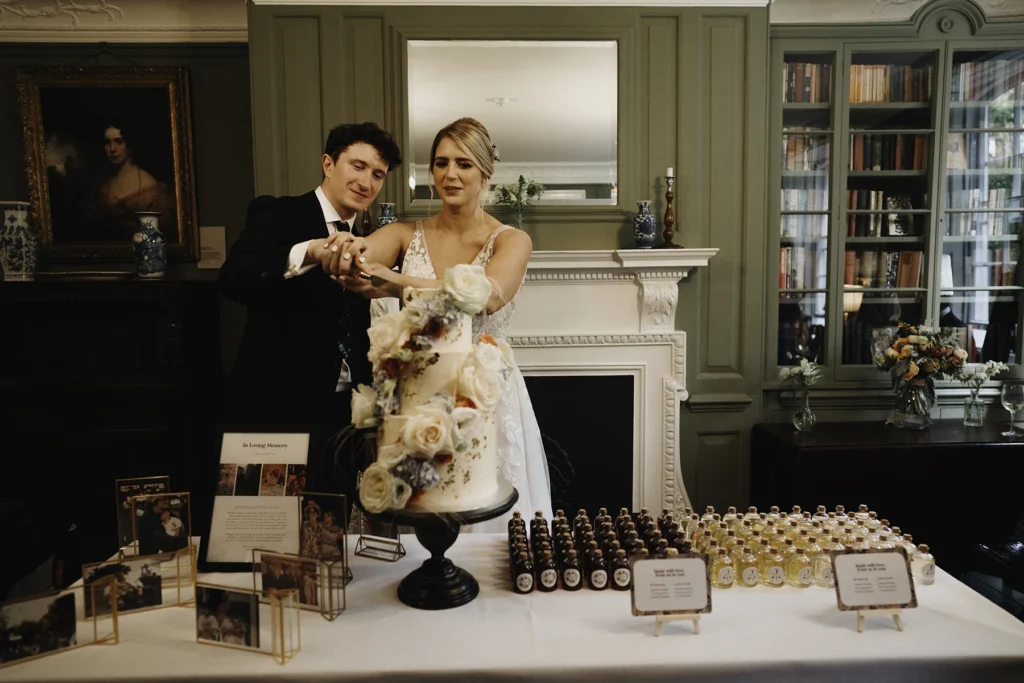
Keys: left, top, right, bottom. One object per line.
{"left": 16, "top": 66, "right": 199, "bottom": 261}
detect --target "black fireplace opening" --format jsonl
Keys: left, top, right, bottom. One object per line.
{"left": 523, "top": 374, "right": 634, "bottom": 519}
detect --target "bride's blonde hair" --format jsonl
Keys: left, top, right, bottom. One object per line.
{"left": 429, "top": 117, "right": 497, "bottom": 180}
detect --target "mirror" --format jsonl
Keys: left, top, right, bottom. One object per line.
{"left": 407, "top": 40, "right": 618, "bottom": 206}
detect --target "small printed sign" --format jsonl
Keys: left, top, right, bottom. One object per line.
{"left": 631, "top": 554, "right": 711, "bottom": 616}
{"left": 833, "top": 548, "right": 918, "bottom": 611}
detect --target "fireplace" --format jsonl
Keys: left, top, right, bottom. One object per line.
{"left": 510, "top": 248, "right": 717, "bottom": 516}
{"left": 522, "top": 374, "right": 634, "bottom": 517}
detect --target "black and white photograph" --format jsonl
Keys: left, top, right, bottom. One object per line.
{"left": 132, "top": 493, "right": 191, "bottom": 557}
{"left": 0, "top": 593, "right": 77, "bottom": 665}
{"left": 83, "top": 555, "right": 167, "bottom": 618}
{"left": 15, "top": 66, "right": 198, "bottom": 261}
{"left": 259, "top": 464, "right": 287, "bottom": 496}
{"left": 259, "top": 553, "right": 319, "bottom": 609}
{"left": 195, "top": 586, "right": 258, "bottom": 649}
{"left": 232, "top": 464, "right": 262, "bottom": 496}
{"left": 285, "top": 464, "right": 306, "bottom": 496}
{"left": 216, "top": 464, "right": 237, "bottom": 496}
{"left": 299, "top": 494, "right": 347, "bottom": 561}
{"left": 115, "top": 475, "right": 169, "bottom": 548}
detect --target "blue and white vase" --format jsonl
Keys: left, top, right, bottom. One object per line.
{"left": 132, "top": 212, "right": 167, "bottom": 278}
{"left": 376, "top": 202, "right": 398, "bottom": 231}
{"left": 0, "top": 201, "right": 38, "bottom": 281}
{"left": 633, "top": 200, "right": 657, "bottom": 249}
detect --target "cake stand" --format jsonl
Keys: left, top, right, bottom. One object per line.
{"left": 369, "top": 480, "right": 518, "bottom": 610}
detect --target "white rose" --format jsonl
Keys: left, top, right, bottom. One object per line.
{"left": 474, "top": 342, "right": 504, "bottom": 373}
{"left": 443, "top": 264, "right": 491, "bottom": 315}
{"left": 359, "top": 463, "right": 393, "bottom": 514}
{"left": 955, "top": 348, "right": 968, "bottom": 360}
{"left": 367, "top": 311, "right": 412, "bottom": 365}
{"left": 350, "top": 384, "right": 378, "bottom": 428}
{"left": 459, "top": 363, "right": 502, "bottom": 412}
{"left": 377, "top": 442, "right": 407, "bottom": 469}
{"left": 402, "top": 404, "right": 451, "bottom": 457}
{"left": 450, "top": 406, "right": 481, "bottom": 450}
{"left": 402, "top": 297, "right": 431, "bottom": 330}
{"left": 390, "top": 477, "right": 413, "bottom": 509}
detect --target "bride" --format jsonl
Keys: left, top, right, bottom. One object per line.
{"left": 338, "top": 117, "right": 552, "bottom": 531}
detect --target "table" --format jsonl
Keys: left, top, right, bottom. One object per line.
{"left": 750, "top": 421, "right": 1024, "bottom": 578}
{"left": 5, "top": 535, "right": 1024, "bottom": 682}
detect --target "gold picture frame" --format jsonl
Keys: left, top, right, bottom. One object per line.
{"left": 16, "top": 66, "right": 199, "bottom": 262}
{"left": 130, "top": 491, "right": 193, "bottom": 559}
{"left": 0, "top": 578, "right": 119, "bottom": 670}
{"left": 195, "top": 582, "right": 300, "bottom": 665}
{"left": 298, "top": 492, "right": 352, "bottom": 587}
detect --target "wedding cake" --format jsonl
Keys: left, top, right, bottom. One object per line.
{"left": 353, "top": 264, "right": 513, "bottom": 514}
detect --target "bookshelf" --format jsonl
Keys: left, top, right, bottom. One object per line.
{"left": 771, "top": 34, "right": 1024, "bottom": 384}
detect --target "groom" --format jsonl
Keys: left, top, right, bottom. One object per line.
{"left": 220, "top": 122, "right": 402, "bottom": 483}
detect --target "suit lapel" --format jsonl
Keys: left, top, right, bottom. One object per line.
{"left": 297, "top": 190, "right": 329, "bottom": 243}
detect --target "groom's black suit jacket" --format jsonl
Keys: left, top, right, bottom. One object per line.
{"left": 219, "top": 190, "right": 372, "bottom": 428}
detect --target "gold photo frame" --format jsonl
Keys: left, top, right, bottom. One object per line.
{"left": 130, "top": 491, "right": 192, "bottom": 559}
{"left": 16, "top": 66, "right": 198, "bottom": 262}
{"left": 114, "top": 475, "right": 170, "bottom": 552}
{"left": 0, "top": 577, "right": 119, "bottom": 670}
{"left": 351, "top": 472, "right": 406, "bottom": 562}
{"left": 82, "top": 545, "right": 195, "bottom": 619}
{"left": 298, "top": 492, "right": 352, "bottom": 586}
{"left": 252, "top": 548, "right": 342, "bottom": 621}
{"left": 195, "top": 582, "right": 300, "bottom": 665}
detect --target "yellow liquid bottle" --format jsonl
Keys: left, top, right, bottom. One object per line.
{"left": 803, "top": 535, "right": 822, "bottom": 563}
{"left": 759, "top": 548, "right": 785, "bottom": 588}
{"left": 781, "top": 538, "right": 798, "bottom": 563}
{"left": 701, "top": 506, "right": 716, "bottom": 524}
{"left": 732, "top": 541, "right": 760, "bottom": 588}
{"left": 722, "top": 530, "right": 739, "bottom": 555}
{"left": 738, "top": 520, "right": 754, "bottom": 542}
{"left": 795, "top": 529, "right": 811, "bottom": 550}
{"left": 771, "top": 528, "right": 788, "bottom": 552}
{"left": 786, "top": 520, "right": 802, "bottom": 542}
{"left": 714, "top": 522, "right": 730, "bottom": 545}
{"left": 710, "top": 545, "right": 735, "bottom": 589}
{"left": 786, "top": 547, "right": 813, "bottom": 588}
{"left": 814, "top": 535, "right": 844, "bottom": 588}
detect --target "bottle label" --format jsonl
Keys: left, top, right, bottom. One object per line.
{"left": 717, "top": 566, "right": 734, "bottom": 585}
{"left": 613, "top": 568, "right": 631, "bottom": 587}
{"left": 563, "top": 568, "right": 581, "bottom": 587}
{"left": 516, "top": 573, "right": 534, "bottom": 592}
{"left": 819, "top": 565, "right": 834, "bottom": 584}
{"left": 922, "top": 562, "right": 935, "bottom": 580}
{"left": 767, "top": 566, "right": 784, "bottom": 585}
{"left": 540, "top": 569, "right": 558, "bottom": 588}
{"left": 742, "top": 567, "right": 759, "bottom": 586}
{"left": 590, "top": 570, "right": 608, "bottom": 588}
{"left": 798, "top": 567, "right": 812, "bottom": 585}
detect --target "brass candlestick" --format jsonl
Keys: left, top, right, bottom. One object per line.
{"left": 658, "top": 175, "right": 681, "bottom": 248}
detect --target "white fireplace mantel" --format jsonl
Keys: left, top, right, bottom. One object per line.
{"left": 509, "top": 248, "right": 717, "bottom": 515}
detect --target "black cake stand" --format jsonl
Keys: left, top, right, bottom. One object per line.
{"left": 369, "top": 480, "right": 518, "bottom": 610}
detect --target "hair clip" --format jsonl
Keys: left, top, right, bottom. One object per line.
{"left": 491, "top": 144, "right": 500, "bottom": 162}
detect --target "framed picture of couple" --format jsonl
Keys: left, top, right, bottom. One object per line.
{"left": 16, "top": 66, "right": 199, "bottom": 262}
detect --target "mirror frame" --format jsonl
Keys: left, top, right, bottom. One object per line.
{"left": 390, "top": 23, "right": 640, "bottom": 224}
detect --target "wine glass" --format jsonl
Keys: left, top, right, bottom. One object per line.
{"left": 1000, "top": 382, "right": 1024, "bottom": 438}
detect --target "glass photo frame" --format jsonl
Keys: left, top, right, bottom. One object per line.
{"left": 195, "top": 582, "right": 299, "bottom": 665}
{"left": 114, "top": 475, "right": 170, "bottom": 553}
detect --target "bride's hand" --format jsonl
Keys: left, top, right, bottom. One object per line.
{"left": 356, "top": 260, "right": 400, "bottom": 284}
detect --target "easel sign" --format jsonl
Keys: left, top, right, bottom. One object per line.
{"left": 832, "top": 547, "right": 918, "bottom": 633}
{"left": 630, "top": 553, "right": 711, "bottom": 636}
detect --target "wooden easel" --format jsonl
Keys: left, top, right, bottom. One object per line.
{"left": 856, "top": 608, "right": 903, "bottom": 633}
{"left": 653, "top": 613, "right": 701, "bottom": 636}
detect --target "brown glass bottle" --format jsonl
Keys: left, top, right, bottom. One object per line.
{"left": 588, "top": 549, "right": 609, "bottom": 590}
{"left": 560, "top": 539, "right": 576, "bottom": 569}
{"left": 585, "top": 540, "right": 599, "bottom": 575}
{"left": 665, "top": 522, "right": 680, "bottom": 546}
{"left": 623, "top": 530, "right": 640, "bottom": 555}
{"left": 536, "top": 550, "right": 559, "bottom": 592}
{"left": 513, "top": 551, "right": 535, "bottom": 593}
{"left": 672, "top": 535, "right": 692, "bottom": 554}
{"left": 655, "top": 538, "right": 670, "bottom": 559}
{"left": 508, "top": 511, "right": 524, "bottom": 535}
{"left": 530, "top": 510, "right": 547, "bottom": 537}
{"left": 551, "top": 510, "right": 566, "bottom": 537}
{"left": 561, "top": 549, "right": 583, "bottom": 591}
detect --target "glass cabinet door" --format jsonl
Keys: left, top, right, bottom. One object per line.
{"left": 779, "top": 52, "right": 833, "bottom": 365}
{"left": 942, "top": 49, "right": 1024, "bottom": 364}
{"left": 841, "top": 50, "right": 936, "bottom": 366}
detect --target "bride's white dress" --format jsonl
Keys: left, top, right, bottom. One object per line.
{"left": 395, "top": 221, "right": 553, "bottom": 531}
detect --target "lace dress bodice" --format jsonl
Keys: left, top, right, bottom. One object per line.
{"left": 400, "top": 221, "right": 520, "bottom": 341}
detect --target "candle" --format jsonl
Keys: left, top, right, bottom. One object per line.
{"left": 667, "top": 167, "right": 674, "bottom": 178}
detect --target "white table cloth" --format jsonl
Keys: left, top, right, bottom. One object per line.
{"left": 5, "top": 534, "right": 1024, "bottom": 682}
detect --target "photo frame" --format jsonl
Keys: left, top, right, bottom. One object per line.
{"left": 351, "top": 470, "right": 406, "bottom": 562}
{"left": 0, "top": 579, "right": 119, "bottom": 670}
{"left": 130, "top": 491, "right": 192, "bottom": 558}
{"left": 114, "top": 475, "right": 170, "bottom": 552}
{"left": 16, "top": 66, "right": 198, "bottom": 262}
{"left": 199, "top": 429, "right": 311, "bottom": 573}
{"left": 298, "top": 492, "right": 352, "bottom": 586}
{"left": 195, "top": 582, "right": 300, "bottom": 665}
{"left": 252, "top": 549, "right": 321, "bottom": 613}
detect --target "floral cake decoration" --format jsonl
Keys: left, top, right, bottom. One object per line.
{"left": 353, "top": 264, "right": 514, "bottom": 513}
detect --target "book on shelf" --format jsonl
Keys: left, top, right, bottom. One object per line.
{"left": 849, "top": 63, "right": 933, "bottom": 104}
{"left": 784, "top": 61, "right": 832, "bottom": 104}
{"left": 843, "top": 250, "right": 921, "bottom": 288}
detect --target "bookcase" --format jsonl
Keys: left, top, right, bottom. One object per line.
{"left": 769, "top": 24, "right": 1024, "bottom": 386}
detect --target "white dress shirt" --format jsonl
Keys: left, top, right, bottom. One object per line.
{"left": 282, "top": 186, "right": 356, "bottom": 392}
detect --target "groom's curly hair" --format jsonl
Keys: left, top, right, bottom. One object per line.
{"left": 324, "top": 121, "right": 403, "bottom": 171}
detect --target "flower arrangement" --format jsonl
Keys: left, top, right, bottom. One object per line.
{"left": 352, "top": 264, "right": 513, "bottom": 514}
{"left": 493, "top": 175, "right": 545, "bottom": 231}
{"left": 957, "top": 360, "right": 1009, "bottom": 427}
{"left": 873, "top": 323, "right": 967, "bottom": 388}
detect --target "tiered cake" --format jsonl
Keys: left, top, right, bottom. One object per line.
{"left": 354, "top": 264, "right": 512, "bottom": 514}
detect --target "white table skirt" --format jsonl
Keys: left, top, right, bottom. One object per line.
{"left": 5, "top": 534, "right": 1024, "bottom": 683}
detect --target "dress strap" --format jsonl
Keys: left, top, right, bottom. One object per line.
{"left": 479, "top": 225, "right": 515, "bottom": 261}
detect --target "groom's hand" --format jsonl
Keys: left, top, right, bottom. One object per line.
{"left": 307, "top": 233, "right": 357, "bottom": 277}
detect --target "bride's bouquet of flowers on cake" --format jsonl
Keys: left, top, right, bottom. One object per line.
{"left": 351, "top": 264, "right": 514, "bottom": 513}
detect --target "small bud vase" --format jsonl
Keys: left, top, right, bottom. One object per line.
{"left": 792, "top": 388, "right": 816, "bottom": 432}
{"left": 963, "top": 389, "right": 984, "bottom": 427}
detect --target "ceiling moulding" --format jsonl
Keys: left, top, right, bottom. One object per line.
{"left": 251, "top": 1, "right": 770, "bottom": 6}
{"left": 771, "top": 0, "right": 1024, "bottom": 24}
{"left": 0, "top": 0, "right": 247, "bottom": 43}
